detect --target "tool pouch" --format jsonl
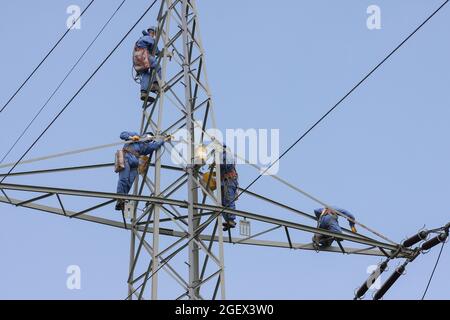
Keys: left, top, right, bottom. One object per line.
{"left": 115, "top": 150, "right": 126, "bottom": 173}
{"left": 138, "top": 156, "right": 150, "bottom": 175}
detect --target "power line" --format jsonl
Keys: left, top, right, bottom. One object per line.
{"left": 234, "top": 0, "right": 450, "bottom": 205}
{"left": 133, "top": 2, "right": 449, "bottom": 276}
{"left": 246, "top": 0, "right": 450, "bottom": 188}
{"left": 198, "top": 0, "right": 450, "bottom": 238}
{"left": 0, "top": 0, "right": 127, "bottom": 165}
{"left": 0, "top": 0, "right": 159, "bottom": 184}
{"left": 421, "top": 242, "right": 446, "bottom": 300}
{"left": 0, "top": 0, "right": 95, "bottom": 114}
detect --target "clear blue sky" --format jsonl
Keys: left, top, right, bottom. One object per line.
{"left": 0, "top": 0, "right": 449, "bottom": 299}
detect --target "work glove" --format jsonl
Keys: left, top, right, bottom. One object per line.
{"left": 351, "top": 226, "right": 357, "bottom": 233}
{"left": 131, "top": 135, "right": 140, "bottom": 142}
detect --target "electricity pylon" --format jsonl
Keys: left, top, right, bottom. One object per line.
{"left": 128, "top": 0, "right": 228, "bottom": 300}
{"left": 0, "top": 0, "right": 415, "bottom": 300}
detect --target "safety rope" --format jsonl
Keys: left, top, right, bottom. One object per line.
{"left": 188, "top": 121, "right": 398, "bottom": 245}
{"left": 0, "top": 136, "right": 182, "bottom": 170}
{"left": 0, "top": 120, "right": 396, "bottom": 245}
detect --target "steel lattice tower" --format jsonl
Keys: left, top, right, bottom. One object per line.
{"left": 128, "top": 0, "right": 227, "bottom": 300}
{"left": 0, "top": 0, "right": 417, "bottom": 300}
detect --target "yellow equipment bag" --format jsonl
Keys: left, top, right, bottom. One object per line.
{"left": 203, "top": 171, "right": 217, "bottom": 191}
{"left": 138, "top": 156, "right": 150, "bottom": 175}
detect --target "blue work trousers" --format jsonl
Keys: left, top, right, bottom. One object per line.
{"left": 140, "top": 57, "right": 161, "bottom": 92}
{"left": 222, "top": 178, "right": 238, "bottom": 222}
{"left": 117, "top": 160, "right": 138, "bottom": 195}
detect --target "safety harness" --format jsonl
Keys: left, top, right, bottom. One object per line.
{"left": 222, "top": 170, "right": 238, "bottom": 180}
{"left": 123, "top": 146, "right": 150, "bottom": 175}
{"left": 318, "top": 208, "right": 337, "bottom": 222}
{"left": 123, "top": 146, "right": 140, "bottom": 158}
{"left": 313, "top": 208, "right": 336, "bottom": 249}
{"left": 115, "top": 145, "right": 147, "bottom": 174}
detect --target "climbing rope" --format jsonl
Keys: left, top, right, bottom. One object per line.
{"left": 188, "top": 121, "right": 398, "bottom": 245}
{"left": 0, "top": 122, "right": 396, "bottom": 245}
{"left": 0, "top": 135, "right": 182, "bottom": 170}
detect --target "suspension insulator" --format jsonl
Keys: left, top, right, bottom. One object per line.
{"left": 373, "top": 265, "right": 405, "bottom": 300}
{"left": 355, "top": 261, "right": 388, "bottom": 299}
{"left": 402, "top": 231, "right": 428, "bottom": 248}
{"left": 421, "top": 234, "right": 448, "bottom": 251}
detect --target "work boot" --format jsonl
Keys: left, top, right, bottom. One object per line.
{"left": 150, "top": 82, "right": 160, "bottom": 93}
{"left": 140, "top": 90, "right": 148, "bottom": 101}
{"left": 222, "top": 220, "right": 236, "bottom": 231}
{"left": 141, "top": 92, "right": 156, "bottom": 107}
{"left": 312, "top": 234, "right": 322, "bottom": 251}
{"left": 115, "top": 200, "right": 125, "bottom": 211}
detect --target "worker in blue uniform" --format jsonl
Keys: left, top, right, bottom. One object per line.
{"left": 115, "top": 131, "right": 166, "bottom": 211}
{"left": 135, "top": 27, "right": 161, "bottom": 101}
{"left": 221, "top": 146, "right": 239, "bottom": 231}
{"left": 312, "top": 207, "right": 357, "bottom": 248}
